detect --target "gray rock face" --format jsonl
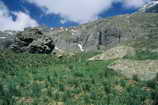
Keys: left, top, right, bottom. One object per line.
{"left": 52, "top": 13, "right": 158, "bottom": 52}
{"left": 11, "top": 27, "right": 55, "bottom": 54}
{"left": 28, "top": 37, "right": 54, "bottom": 54}
{"left": 43, "top": 23, "right": 123, "bottom": 52}
{"left": 75, "top": 22, "right": 122, "bottom": 51}
{"left": 0, "top": 31, "right": 16, "bottom": 49}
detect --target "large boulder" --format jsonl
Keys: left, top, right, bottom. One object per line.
{"left": 28, "top": 37, "right": 55, "bottom": 54}
{"left": 11, "top": 27, "right": 55, "bottom": 54}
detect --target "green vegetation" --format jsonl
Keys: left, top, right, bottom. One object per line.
{"left": 0, "top": 50, "right": 158, "bottom": 105}
{"left": 124, "top": 50, "right": 158, "bottom": 60}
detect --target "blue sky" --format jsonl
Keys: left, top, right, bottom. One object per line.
{"left": 0, "top": 0, "right": 150, "bottom": 31}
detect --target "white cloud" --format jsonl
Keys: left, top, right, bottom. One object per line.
{"left": 0, "top": 1, "right": 38, "bottom": 31}
{"left": 0, "top": 1, "right": 9, "bottom": 17}
{"left": 0, "top": 0, "right": 152, "bottom": 30}
{"left": 123, "top": 0, "right": 150, "bottom": 8}
{"left": 27, "top": 0, "right": 113, "bottom": 23}
{"left": 60, "top": 19, "right": 67, "bottom": 24}
{"left": 26, "top": 0, "right": 151, "bottom": 24}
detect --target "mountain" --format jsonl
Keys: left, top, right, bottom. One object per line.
{"left": 139, "top": 0, "right": 158, "bottom": 13}
{"left": 0, "top": 0, "right": 158, "bottom": 53}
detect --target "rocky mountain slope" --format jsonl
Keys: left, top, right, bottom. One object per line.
{"left": 140, "top": 0, "right": 158, "bottom": 13}
{"left": 0, "top": 0, "right": 158, "bottom": 53}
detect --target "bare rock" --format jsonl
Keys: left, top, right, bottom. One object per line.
{"left": 108, "top": 59, "right": 158, "bottom": 81}
{"left": 11, "top": 27, "right": 55, "bottom": 54}
{"left": 88, "top": 45, "right": 136, "bottom": 61}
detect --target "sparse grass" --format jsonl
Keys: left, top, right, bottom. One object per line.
{"left": 0, "top": 50, "right": 158, "bottom": 105}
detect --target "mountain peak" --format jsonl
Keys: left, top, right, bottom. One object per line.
{"left": 139, "top": 0, "right": 158, "bottom": 13}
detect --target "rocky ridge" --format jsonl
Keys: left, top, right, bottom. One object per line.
{"left": 139, "top": 0, "right": 158, "bottom": 13}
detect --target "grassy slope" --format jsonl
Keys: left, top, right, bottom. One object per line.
{"left": 0, "top": 51, "right": 158, "bottom": 105}
{"left": 1, "top": 12, "right": 158, "bottom": 105}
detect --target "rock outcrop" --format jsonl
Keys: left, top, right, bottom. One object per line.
{"left": 108, "top": 59, "right": 158, "bottom": 81}
{"left": 0, "top": 31, "right": 16, "bottom": 49}
{"left": 88, "top": 46, "right": 136, "bottom": 61}
{"left": 10, "top": 27, "right": 55, "bottom": 54}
